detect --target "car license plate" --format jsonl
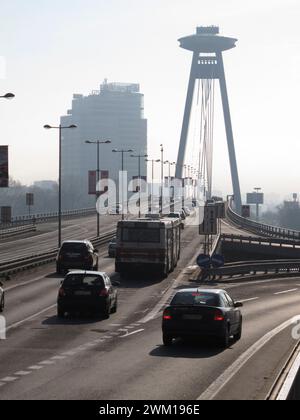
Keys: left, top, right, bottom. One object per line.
{"left": 183, "top": 314, "right": 203, "bottom": 320}
{"left": 74, "top": 291, "right": 91, "bottom": 296}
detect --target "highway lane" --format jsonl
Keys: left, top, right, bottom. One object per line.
{"left": 1, "top": 237, "right": 300, "bottom": 399}
{"left": 0, "top": 214, "right": 120, "bottom": 263}
{"left": 0, "top": 225, "right": 203, "bottom": 397}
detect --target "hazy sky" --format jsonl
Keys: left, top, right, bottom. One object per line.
{"left": 0, "top": 0, "right": 299, "bottom": 202}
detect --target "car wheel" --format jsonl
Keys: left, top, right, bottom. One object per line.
{"left": 234, "top": 322, "right": 242, "bottom": 342}
{"left": 57, "top": 307, "right": 65, "bottom": 318}
{"left": 219, "top": 326, "right": 230, "bottom": 348}
{"left": 163, "top": 334, "right": 173, "bottom": 346}
{"left": 103, "top": 304, "right": 110, "bottom": 319}
{"left": 111, "top": 298, "right": 118, "bottom": 314}
{"left": 0, "top": 295, "right": 4, "bottom": 312}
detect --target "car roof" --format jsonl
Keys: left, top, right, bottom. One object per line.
{"left": 61, "top": 240, "right": 89, "bottom": 244}
{"left": 65, "top": 270, "right": 106, "bottom": 276}
{"left": 175, "top": 288, "right": 226, "bottom": 295}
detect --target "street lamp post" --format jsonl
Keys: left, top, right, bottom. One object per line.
{"left": 146, "top": 159, "right": 160, "bottom": 212}
{"left": 85, "top": 140, "right": 111, "bottom": 237}
{"left": 164, "top": 160, "right": 176, "bottom": 211}
{"left": 131, "top": 153, "right": 148, "bottom": 218}
{"left": 44, "top": 123, "right": 77, "bottom": 248}
{"left": 254, "top": 187, "right": 262, "bottom": 221}
{"left": 112, "top": 149, "right": 134, "bottom": 220}
{"left": 160, "top": 144, "right": 164, "bottom": 215}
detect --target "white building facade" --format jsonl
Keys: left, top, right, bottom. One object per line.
{"left": 61, "top": 81, "right": 147, "bottom": 209}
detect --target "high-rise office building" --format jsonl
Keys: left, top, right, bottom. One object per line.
{"left": 60, "top": 80, "right": 147, "bottom": 209}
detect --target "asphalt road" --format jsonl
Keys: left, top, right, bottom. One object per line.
{"left": 1, "top": 221, "right": 299, "bottom": 400}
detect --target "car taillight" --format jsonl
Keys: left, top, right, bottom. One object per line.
{"left": 99, "top": 289, "right": 109, "bottom": 297}
{"left": 163, "top": 310, "right": 172, "bottom": 321}
{"left": 59, "top": 288, "right": 66, "bottom": 297}
{"left": 214, "top": 310, "right": 224, "bottom": 321}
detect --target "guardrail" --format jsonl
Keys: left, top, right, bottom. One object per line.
{"left": 227, "top": 201, "right": 300, "bottom": 240}
{"left": 207, "top": 259, "right": 300, "bottom": 279}
{"left": 0, "top": 207, "right": 96, "bottom": 230}
{"left": 0, "top": 225, "right": 37, "bottom": 239}
{"left": 221, "top": 234, "right": 300, "bottom": 248}
{"left": 0, "top": 230, "right": 116, "bottom": 279}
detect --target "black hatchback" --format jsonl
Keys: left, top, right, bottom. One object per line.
{"left": 56, "top": 240, "right": 99, "bottom": 274}
{"left": 162, "top": 289, "right": 243, "bottom": 348}
{"left": 57, "top": 271, "right": 118, "bottom": 318}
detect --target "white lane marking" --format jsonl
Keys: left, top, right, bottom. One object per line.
{"left": 6, "top": 304, "right": 56, "bottom": 332}
{"left": 120, "top": 329, "right": 144, "bottom": 338}
{"left": 1, "top": 376, "right": 17, "bottom": 382}
{"left": 15, "top": 371, "right": 31, "bottom": 376}
{"left": 61, "top": 351, "right": 77, "bottom": 356}
{"left": 239, "top": 297, "right": 259, "bottom": 303}
{"left": 274, "top": 289, "right": 298, "bottom": 296}
{"left": 277, "top": 349, "right": 300, "bottom": 400}
{"left": 39, "top": 360, "right": 56, "bottom": 366}
{"left": 197, "top": 317, "right": 296, "bottom": 400}
{"left": 29, "top": 365, "right": 44, "bottom": 371}
{"left": 50, "top": 356, "right": 66, "bottom": 361}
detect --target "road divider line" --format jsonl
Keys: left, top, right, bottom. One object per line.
{"left": 120, "top": 329, "right": 144, "bottom": 338}
{"left": 197, "top": 317, "right": 296, "bottom": 400}
{"left": 274, "top": 289, "right": 298, "bottom": 296}
{"left": 239, "top": 297, "right": 259, "bottom": 303}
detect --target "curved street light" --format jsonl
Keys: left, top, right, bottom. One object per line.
{"left": 112, "top": 149, "right": 134, "bottom": 220}
{"left": 85, "top": 140, "right": 112, "bottom": 236}
{"left": 43, "top": 123, "right": 78, "bottom": 248}
{"left": 0, "top": 93, "right": 15, "bottom": 100}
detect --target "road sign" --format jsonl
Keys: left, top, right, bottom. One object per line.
{"left": 199, "top": 204, "right": 218, "bottom": 235}
{"left": 216, "top": 201, "right": 226, "bottom": 219}
{"left": 197, "top": 254, "right": 211, "bottom": 268}
{"left": 26, "top": 193, "right": 34, "bottom": 207}
{"left": 242, "top": 205, "right": 251, "bottom": 218}
{"left": 211, "top": 254, "right": 225, "bottom": 268}
{"left": 0, "top": 146, "right": 9, "bottom": 188}
{"left": 1, "top": 206, "right": 11, "bottom": 224}
{"left": 247, "top": 193, "right": 264, "bottom": 205}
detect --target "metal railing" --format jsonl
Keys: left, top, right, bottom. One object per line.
{"left": 208, "top": 259, "right": 300, "bottom": 279}
{"left": 221, "top": 234, "right": 300, "bottom": 248}
{"left": 227, "top": 201, "right": 300, "bottom": 240}
{"left": 0, "top": 207, "right": 96, "bottom": 230}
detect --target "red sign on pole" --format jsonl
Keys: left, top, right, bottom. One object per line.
{"left": 0, "top": 146, "right": 9, "bottom": 188}
{"left": 89, "top": 170, "right": 109, "bottom": 195}
{"left": 88, "top": 171, "right": 97, "bottom": 195}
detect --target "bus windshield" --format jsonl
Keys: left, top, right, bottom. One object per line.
{"left": 121, "top": 228, "right": 160, "bottom": 243}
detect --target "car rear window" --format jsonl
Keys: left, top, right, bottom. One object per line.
{"left": 60, "top": 243, "right": 88, "bottom": 254}
{"left": 171, "top": 292, "right": 221, "bottom": 307}
{"left": 63, "top": 274, "right": 104, "bottom": 288}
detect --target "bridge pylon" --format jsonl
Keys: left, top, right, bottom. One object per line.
{"left": 175, "top": 26, "right": 242, "bottom": 214}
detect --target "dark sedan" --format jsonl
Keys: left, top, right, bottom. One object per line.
{"left": 57, "top": 271, "right": 119, "bottom": 318}
{"left": 56, "top": 240, "right": 99, "bottom": 274}
{"left": 162, "top": 288, "right": 243, "bottom": 348}
{"left": 0, "top": 281, "right": 4, "bottom": 312}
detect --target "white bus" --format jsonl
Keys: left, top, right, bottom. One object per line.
{"left": 115, "top": 218, "right": 181, "bottom": 277}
